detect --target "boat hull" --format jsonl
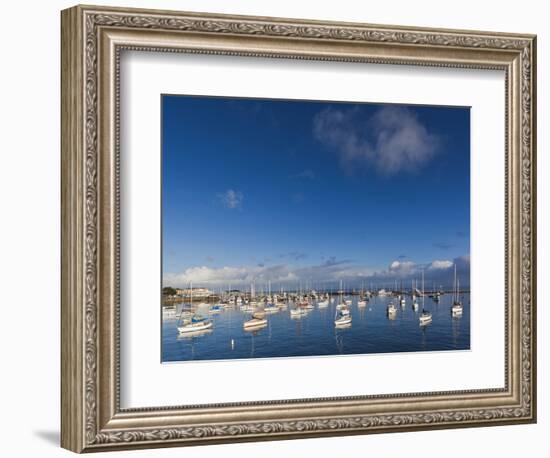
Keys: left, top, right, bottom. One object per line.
{"left": 243, "top": 318, "right": 267, "bottom": 329}
{"left": 178, "top": 321, "right": 213, "bottom": 334}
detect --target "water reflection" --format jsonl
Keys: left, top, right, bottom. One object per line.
{"left": 162, "top": 293, "right": 470, "bottom": 362}
{"left": 176, "top": 329, "right": 213, "bottom": 340}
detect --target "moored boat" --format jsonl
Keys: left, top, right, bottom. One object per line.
{"left": 178, "top": 315, "right": 213, "bottom": 334}
{"left": 317, "top": 299, "right": 329, "bottom": 308}
{"left": 243, "top": 317, "right": 267, "bottom": 329}
{"left": 264, "top": 304, "right": 279, "bottom": 314}
{"left": 451, "top": 264, "right": 464, "bottom": 317}
{"left": 419, "top": 270, "right": 432, "bottom": 326}
{"left": 419, "top": 311, "right": 433, "bottom": 325}
{"left": 335, "top": 308, "right": 352, "bottom": 326}
{"left": 290, "top": 308, "right": 307, "bottom": 318}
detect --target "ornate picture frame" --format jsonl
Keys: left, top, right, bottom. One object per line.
{"left": 61, "top": 4, "right": 536, "bottom": 453}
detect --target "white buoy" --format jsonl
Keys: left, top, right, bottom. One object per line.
{"left": 231, "top": 339, "right": 235, "bottom": 350}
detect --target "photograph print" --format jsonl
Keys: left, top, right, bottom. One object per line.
{"left": 161, "top": 94, "right": 470, "bottom": 363}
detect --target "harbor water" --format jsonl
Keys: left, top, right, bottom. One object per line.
{"left": 162, "top": 293, "right": 470, "bottom": 363}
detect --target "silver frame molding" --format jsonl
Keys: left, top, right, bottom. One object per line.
{"left": 61, "top": 4, "right": 537, "bottom": 453}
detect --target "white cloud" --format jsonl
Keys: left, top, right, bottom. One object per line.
{"left": 164, "top": 255, "right": 469, "bottom": 289}
{"left": 218, "top": 189, "right": 243, "bottom": 209}
{"left": 164, "top": 264, "right": 297, "bottom": 287}
{"left": 429, "top": 260, "right": 454, "bottom": 270}
{"left": 389, "top": 260, "right": 417, "bottom": 275}
{"left": 313, "top": 105, "right": 439, "bottom": 175}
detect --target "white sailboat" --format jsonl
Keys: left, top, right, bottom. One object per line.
{"left": 336, "top": 280, "right": 348, "bottom": 310}
{"left": 451, "top": 264, "right": 463, "bottom": 317}
{"left": 334, "top": 303, "right": 352, "bottom": 326}
{"left": 290, "top": 307, "right": 307, "bottom": 318}
{"left": 243, "top": 309, "right": 268, "bottom": 329}
{"left": 317, "top": 297, "right": 329, "bottom": 308}
{"left": 264, "top": 303, "right": 279, "bottom": 314}
{"left": 177, "top": 284, "right": 213, "bottom": 333}
{"left": 357, "top": 283, "right": 367, "bottom": 307}
{"left": 243, "top": 317, "right": 267, "bottom": 329}
{"left": 419, "top": 270, "right": 432, "bottom": 326}
{"left": 411, "top": 280, "right": 419, "bottom": 310}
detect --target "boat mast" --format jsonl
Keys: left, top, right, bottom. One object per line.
{"left": 422, "top": 269, "right": 425, "bottom": 312}
{"left": 454, "top": 263, "right": 458, "bottom": 303}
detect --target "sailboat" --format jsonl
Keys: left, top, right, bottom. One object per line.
{"left": 411, "top": 279, "right": 419, "bottom": 310}
{"left": 177, "top": 284, "right": 213, "bottom": 333}
{"left": 387, "top": 281, "right": 397, "bottom": 317}
{"left": 264, "top": 280, "right": 276, "bottom": 312}
{"left": 357, "top": 282, "right": 367, "bottom": 307}
{"left": 419, "top": 270, "right": 432, "bottom": 326}
{"left": 451, "top": 264, "right": 463, "bottom": 317}
{"left": 317, "top": 296, "right": 329, "bottom": 308}
{"left": 336, "top": 280, "right": 348, "bottom": 311}
{"left": 290, "top": 306, "right": 307, "bottom": 318}
{"left": 387, "top": 302, "right": 397, "bottom": 318}
{"left": 243, "top": 305, "right": 268, "bottom": 329}
{"left": 243, "top": 316, "right": 267, "bottom": 329}
{"left": 334, "top": 299, "right": 352, "bottom": 327}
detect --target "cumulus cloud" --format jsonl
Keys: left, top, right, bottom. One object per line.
{"left": 218, "top": 189, "right": 243, "bottom": 209}
{"left": 389, "top": 260, "right": 417, "bottom": 275}
{"left": 164, "top": 255, "right": 470, "bottom": 289}
{"left": 429, "top": 260, "right": 454, "bottom": 270}
{"left": 313, "top": 105, "right": 439, "bottom": 175}
{"left": 164, "top": 264, "right": 297, "bottom": 287}
{"left": 366, "top": 256, "right": 469, "bottom": 287}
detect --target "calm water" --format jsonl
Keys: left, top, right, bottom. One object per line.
{"left": 161, "top": 294, "right": 470, "bottom": 363}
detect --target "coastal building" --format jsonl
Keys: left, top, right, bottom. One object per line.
{"left": 176, "top": 287, "right": 213, "bottom": 298}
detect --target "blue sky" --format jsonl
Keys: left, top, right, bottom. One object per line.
{"left": 162, "top": 95, "right": 470, "bottom": 290}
